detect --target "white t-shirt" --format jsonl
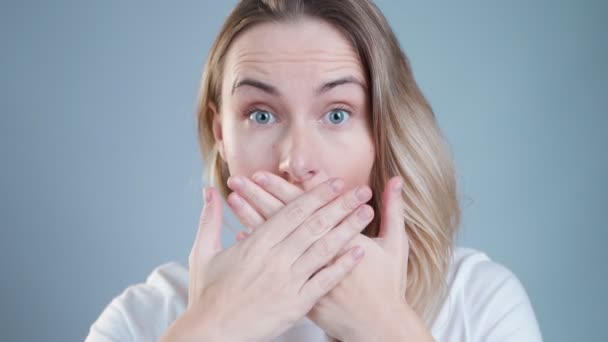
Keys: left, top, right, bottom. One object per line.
{"left": 85, "top": 247, "right": 543, "bottom": 341}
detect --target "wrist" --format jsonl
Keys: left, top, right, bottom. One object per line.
{"left": 346, "top": 302, "right": 434, "bottom": 342}
{"left": 160, "top": 310, "right": 238, "bottom": 342}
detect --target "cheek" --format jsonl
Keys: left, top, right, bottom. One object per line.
{"left": 223, "top": 124, "right": 279, "bottom": 176}
{"left": 345, "top": 148, "right": 375, "bottom": 187}
{"left": 327, "top": 131, "right": 375, "bottom": 188}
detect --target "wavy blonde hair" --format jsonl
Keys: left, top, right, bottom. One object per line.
{"left": 195, "top": 0, "right": 462, "bottom": 333}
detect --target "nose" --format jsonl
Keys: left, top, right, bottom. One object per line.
{"left": 278, "top": 123, "right": 320, "bottom": 184}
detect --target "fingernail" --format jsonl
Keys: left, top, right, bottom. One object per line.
{"left": 228, "top": 193, "right": 243, "bottom": 208}
{"left": 393, "top": 178, "right": 403, "bottom": 193}
{"left": 330, "top": 178, "right": 344, "bottom": 193}
{"left": 228, "top": 176, "right": 244, "bottom": 190}
{"left": 252, "top": 172, "right": 268, "bottom": 186}
{"left": 355, "top": 186, "right": 372, "bottom": 202}
{"left": 357, "top": 205, "right": 372, "bottom": 220}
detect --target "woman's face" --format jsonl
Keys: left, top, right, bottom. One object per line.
{"left": 213, "top": 17, "right": 375, "bottom": 192}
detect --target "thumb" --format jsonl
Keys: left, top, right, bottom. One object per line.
{"left": 191, "top": 187, "right": 224, "bottom": 261}
{"left": 378, "top": 177, "right": 406, "bottom": 253}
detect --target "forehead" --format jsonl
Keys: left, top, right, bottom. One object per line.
{"left": 223, "top": 17, "right": 366, "bottom": 85}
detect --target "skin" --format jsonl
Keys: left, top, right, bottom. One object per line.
{"left": 163, "top": 179, "right": 376, "bottom": 342}
{"left": 231, "top": 173, "right": 434, "bottom": 341}
{"left": 211, "top": 17, "right": 375, "bottom": 193}
{"left": 213, "top": 17, "right": 435, "bottom": 341}
{"left": 161, "top": 18, "right": 384, "bottom": 342}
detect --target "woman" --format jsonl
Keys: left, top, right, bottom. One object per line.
{"left": 86, "top": 1, "right": 543, "bottom": 341}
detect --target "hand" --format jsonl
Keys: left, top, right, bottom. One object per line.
{"left": 230, "top": 172, "right": 433, "bottom": 341}
{"left": 162, "top": 178, "right": 375, "bottom": 342}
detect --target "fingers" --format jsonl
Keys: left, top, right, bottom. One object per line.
{"left": 299, "top": 244, "right": 365, "bottom": 307}
{"left": 229, "top": 171, "right": 305, "bottom": 234}
{"left": 227, "top": 192, "right": 265, "bottom": 230}
{"left": 190, "top": 187, "right": 224, "bottom": 263}
{"left": 252, "top": 171, "right": 303, "bottom": 203}
{"left": 249, "top": 178, "right": 345, "bottom": 250}
{"left": 291, "top": 202, "right": 374, "bottom": 278}
{"left": 227, "top": 175, "right": 284, "bottom": 219}
{"left": 278, "top": 184, "right": 373, "bottom": 264}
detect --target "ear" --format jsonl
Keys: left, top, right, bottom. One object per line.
{"left": 210, "top": 102, "right": 226, "bottom": 161}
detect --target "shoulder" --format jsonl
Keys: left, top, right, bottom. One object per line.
{"left": 432, "top": 247, "right": 543, "bottom": 342}
{"left": 85, "top": 261, "right": 189, "bottom": 342}
{"left": 449, "top": 247, "right": 517, "bottom": 288}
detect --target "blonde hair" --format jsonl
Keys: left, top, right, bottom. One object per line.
{"left": 195, "top": 0, "right": 461, "bottom": 333}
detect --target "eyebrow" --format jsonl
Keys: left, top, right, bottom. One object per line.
{"left": 231, "top": 76, "right": 366, "bottom": 96}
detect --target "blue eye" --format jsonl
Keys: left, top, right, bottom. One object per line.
{"left": 324, "top": 108, "right": 350, "bottom": 125}
{"left": 248, "top": 110, "right": 277, "bottom": 125}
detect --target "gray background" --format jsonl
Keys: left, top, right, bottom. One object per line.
{"left": 1, "top": 1, "right": 606, "bottom": 341}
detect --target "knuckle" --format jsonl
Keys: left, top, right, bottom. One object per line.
{"left": 266, "top": 178, "right": 278, "bottom": 193}
{"left": 284, "top": 203, "right": 305, "bottom": 222}
{"left": 340, "top": 194, "right": 358, "bottom": 212}
{"left": 325, "top": 182, "right": 339, "bottom": 199}
{"left": 321, "top": 180, "right": 339, "bottom": 201}
{"left": 246, "top": 184, "right": 259, "bottom": 203}
{"left": 306, "top": 214, "right": 329, "bottom": 236}
{"left": 267, "top": 201, "right": 283, "bottom": 217}
{"left": 249, "top": 192, "right": 259, "bottom": 205}
{"left": 198, "top": 207, "right": 214, "bottom": 227}
{"left": 316, "top": 272, "right": 334, "bottom": 293}
{"left": 314, "top": 237, "right": 333, "bottom": 258}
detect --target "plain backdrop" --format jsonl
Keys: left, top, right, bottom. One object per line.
{"left": 1, "top": 1, "right": 606, "bottom": 341}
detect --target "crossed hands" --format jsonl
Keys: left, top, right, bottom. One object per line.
{"left": 172, "top": 172, "right": 433, "bottom": 342}
{"left": 225, "top": 172, "right": 432, "bottom": 341}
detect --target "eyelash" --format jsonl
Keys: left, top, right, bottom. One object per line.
{"left": 244, "top": 106, "right": 353, "bottom": 126}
